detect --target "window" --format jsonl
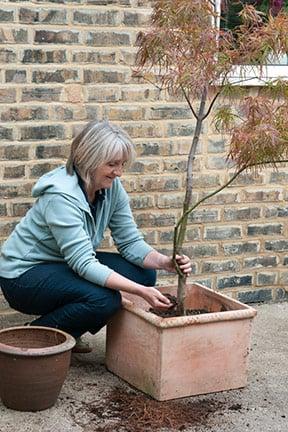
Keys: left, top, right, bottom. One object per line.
{"left": 215, "top": 0, "right": 288, "bottom": 84}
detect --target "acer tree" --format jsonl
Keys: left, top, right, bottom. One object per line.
{"left": 135, "top": 0, "right": 288, "bottom": 315}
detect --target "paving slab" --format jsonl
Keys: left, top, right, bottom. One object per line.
{"left": 0, "top": 302, "right": 287, "bottom": 432}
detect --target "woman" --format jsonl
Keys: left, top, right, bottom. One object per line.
{"left": 0, "top": 121, "right": 191, "bottom": 353}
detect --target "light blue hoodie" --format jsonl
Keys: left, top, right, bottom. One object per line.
{"left": 0, "top": 166, "right": 153, "bottom": 286}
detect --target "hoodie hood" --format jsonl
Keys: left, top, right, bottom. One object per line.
{"left": 32, "top": 165, "right": 89, "bottom": 211}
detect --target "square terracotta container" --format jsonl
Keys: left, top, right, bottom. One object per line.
{"left": 106, "top": 283, "right": 257, "bottom": 401}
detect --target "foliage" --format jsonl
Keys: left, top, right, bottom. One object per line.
{"left": 228, "top": 92, "right": 288, "bottom": 169}
{"left": 136, "top": 0, "right": 233, "bottom": 99}
{"left": 221, "top": 1, "right": 288, "bottom": 31}
{"left": 134, "top": 0, "right": 288, "bottom": 314}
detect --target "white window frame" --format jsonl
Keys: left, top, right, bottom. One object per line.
{"left": 215, "top": 0, "right": 288, "bottom": 85}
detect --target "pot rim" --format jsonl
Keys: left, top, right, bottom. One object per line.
{"left": 122, "top": 282, "right": 257, "bottom": 329}
{"left": 0, "top": 326, "right": 76, "bottom": 357}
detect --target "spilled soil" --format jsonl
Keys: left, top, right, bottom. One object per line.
{"left": 68, "top": 386, "right": 231, "bottom": 431}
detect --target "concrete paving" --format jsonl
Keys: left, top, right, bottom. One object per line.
{"left": 0, "top": 301, "right": 287, "bottom": 432}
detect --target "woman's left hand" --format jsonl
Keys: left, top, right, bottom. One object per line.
{"left": 162, "top": 254, "right": 192, "bottom": 276}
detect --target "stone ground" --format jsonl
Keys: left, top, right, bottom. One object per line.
{"left": 0, "top": 301, "right": 287, "bottom": 432}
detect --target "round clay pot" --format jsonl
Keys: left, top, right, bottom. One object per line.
{"left": 0, "top": 326, "right": 75, "bottom": 411}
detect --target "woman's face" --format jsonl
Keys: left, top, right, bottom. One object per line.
{"left": 92, "top": 159, "right": 127, "bottom": 191}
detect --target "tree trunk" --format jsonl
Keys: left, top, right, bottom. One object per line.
{"left": 175, "top": 89, "right": 207, "bottom": 316}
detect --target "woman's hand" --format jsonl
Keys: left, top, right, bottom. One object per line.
{"left": 144, "top": 250, "right": 192, "bottom": 276}
{"left": 106, "top": 271, "right": 172, "bottom": 309}
{"left": 162, "top": 254, "right": 192, "bottom": 276}
{"left": 140, "top": 286, "right": 172, "bottom": 309}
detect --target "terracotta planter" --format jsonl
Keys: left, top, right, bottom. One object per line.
{"left": 0, "top": 326, "right": 75, "bottom": 411}
{"left": 106, "top": 283, "right": 257, "bottom": 401}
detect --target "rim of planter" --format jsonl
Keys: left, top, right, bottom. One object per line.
{"left": 0, "top": 326, "right": 76, "bottom": 357}
{"left": 123, "top": 303, "right": 257, "bottom": 328}
{"left": 122, "top": 283, "right": 258, "bottom": 329}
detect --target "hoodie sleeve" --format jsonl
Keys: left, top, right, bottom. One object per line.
{"left": 108, "top": 185, "right": 153, "bottom": 266}
{"left": 44, "top": 195, "right": 113, "bottom": 286}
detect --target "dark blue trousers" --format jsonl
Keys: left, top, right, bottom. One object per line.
{"left": 0, "top": 252, "right": 156, "bottom": 338}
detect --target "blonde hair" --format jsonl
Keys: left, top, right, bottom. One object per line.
{"left": 66, "top": 121, "right": 136, "bottom": 189}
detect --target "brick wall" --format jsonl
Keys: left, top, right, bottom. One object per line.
{"left": 0, "top": 0, "right": 288, "bottom": 316}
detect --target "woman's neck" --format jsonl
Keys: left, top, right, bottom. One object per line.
{"left": 86, "top": 185, "right": 97, "bottom": 203}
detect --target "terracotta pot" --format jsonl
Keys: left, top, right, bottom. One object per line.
{"left": 0, "top": 326, "right": 75, "bottom": 411}
{"left": 106, "top": 283, "right": 257, "bottom": 401}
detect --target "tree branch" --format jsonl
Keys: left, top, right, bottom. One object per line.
{"left": 175, "top": 159, "right": 288, "bottom": 232}
{"left": 202, "top": 89, "right": 222, "bottom": 121}
{"left": 132, "top": 73, "right": 165, "bottom": 91}
{"left": 180, "top": 86, "right": 198, "bottom": 119}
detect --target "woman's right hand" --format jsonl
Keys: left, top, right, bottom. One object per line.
{"left": 140, "top": 286, "right": 172, "bottom": 310}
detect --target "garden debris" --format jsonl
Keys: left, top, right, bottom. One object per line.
{"left": 84, "top": 386, "right": 224, "bottom": 431}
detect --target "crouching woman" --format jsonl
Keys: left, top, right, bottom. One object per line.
{"left": 0, "top": 121, "right": 191, "bottom": 352}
